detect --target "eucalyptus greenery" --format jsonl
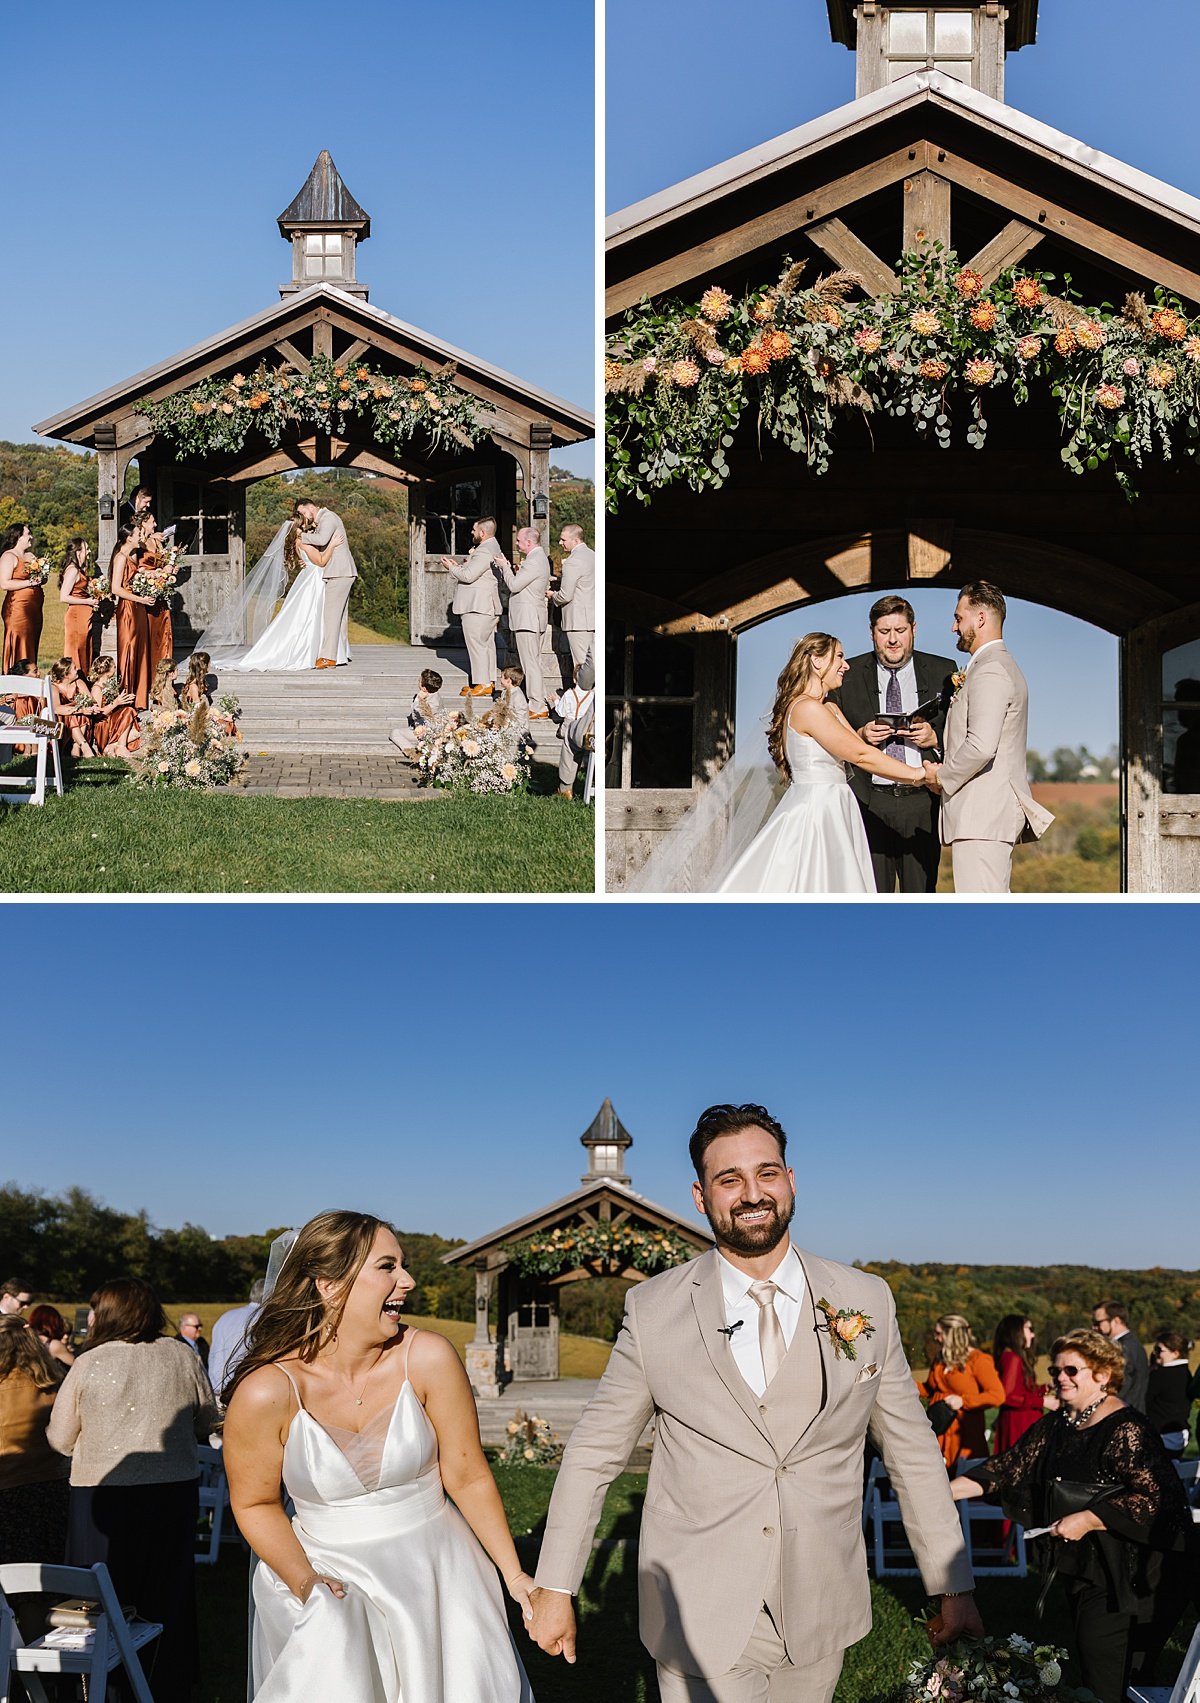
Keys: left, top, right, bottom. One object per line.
{"left": 605, "top": 246, "right": 1200, "bottom": 508}
{"left": 505, "top": 1222, "right": 698, "bottom": 1279}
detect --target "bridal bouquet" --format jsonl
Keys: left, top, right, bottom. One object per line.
{"left": 129, "top": 700, "right": 246, "bottom": 790}
{"left": 130, "top": 560, "right": 178, "bottom": 601}
{"left": 898, "top": 1636, "right": 1092, "bottom": 1703}
{"left": 215, "top": 692, "right": 243, "bottom": 740}
{"left": 498, "top": 1411, "right": 563, "bottom": 1469}
{"left": 410, "top": 710, "right": 529, "bottom": 795}
{"left": 22, "top": 556, "right": 51, "bottom": 587}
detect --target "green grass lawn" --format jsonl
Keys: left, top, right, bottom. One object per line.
{"left": 0, "top": 760, "right": 593, "bottom": 893}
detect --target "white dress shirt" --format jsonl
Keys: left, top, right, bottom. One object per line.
{"left": 965, "top": 638, "right": 1003, "bottom": 670}
{"left": 718, "top": 1243, "right": 805, "bottom": 1398}
{"left": 872, "top": 656, "right": 923, "bottom": 782}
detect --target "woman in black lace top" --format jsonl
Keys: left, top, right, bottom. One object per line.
{"left": 951, "top": 1328, "right": 1190, "bottom": 1703}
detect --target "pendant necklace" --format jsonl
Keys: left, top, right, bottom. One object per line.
{"left": 341, "top": 1346, "right": 386, "bottom": 1406}
{"left": 1063, "top": 1396, "right": 1107, "bottom": 1428}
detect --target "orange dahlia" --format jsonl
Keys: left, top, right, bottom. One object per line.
{"left": 741, "top": 344, "right": 771, "bottom": 375}
{"left": 604, "top": 359, "right": 623, "bottom": 384}
{"left": 918, "top": 358, "right": 949, "bottom": 382}
{"left": 1183, "top": 336, "right": 1200, "bottom": 363}
{"left": 1016, "top": 336, "right": 1043, "bottom": 362}
{"left": 1073, "top": 318, "right": 1106, "bottom": 351}
{"left": 355, "top": 367, "right": 370, "bottom": 381}
{"left": 671, "top": 358, "right": 701, "bottom": 388}
{"left": 699, "top": 286, "right": 733, "bottom": 323}
{"left": 1012, "top": 277, "right": 1043, "bottom": 309}
{"left": 410, "top": 379, "right": 428, "bottom": 393}
{"left": 954, "top": 268, "right": 984, "bottom": 300}
{"left": 1150, "top": 306, "right": 1188, "bottom": 342}
{"left": 1146, "top": 362, "right": 1175, "bottom": 389}
{"left": 1095, "top": 383, "right": 1126, "bottom": 411}
{"left": 1054, "top": 328, "right": 1079, "bottom": 356}
{"left": 910, "top": 309, "right": 941, "bottom": 337}
{"left": 763, "top": 329, "right": 792, "bottom": 361}
{"left": 339, "top": 378, "right": 352, "bottom": 391}
{"left": 969, "top": 301, "right": 998, "bottom": 333}
{"left": 964, "top": 357, "right": 996, "bottom": 386}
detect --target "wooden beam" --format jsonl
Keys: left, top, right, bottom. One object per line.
{"left": 964, "top": 219, "right": 1044, "bottom": 289}
{"left": 312, "top": 316, "right": 334, "bottom": 360}
{"left": 902, "top": 170, "right": 951, "bottom": 253}
{"left": 275, "top": 339, "right": 311, "bottom": 374}
{"left": 908, "top": 520, "right": 955, "bottom": 580}
{"left": 336, "top": 338, "right": 370, "bottom": 367}
{"left": 606, "top": 144, "right": 932, "bottom": 316}
{"left": 806, "top": 217, "right": 899, "bottom": 295}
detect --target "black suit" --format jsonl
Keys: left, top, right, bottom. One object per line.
{"left": 1115, "top": 1329, "right": 1149, "bottom": 1415}
{"left": 832, "top": 648, "right": 956, "bottom": 893}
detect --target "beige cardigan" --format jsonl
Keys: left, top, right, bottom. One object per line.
{"left": 47, "top": 1338, "right": 219, "bottom": 1487}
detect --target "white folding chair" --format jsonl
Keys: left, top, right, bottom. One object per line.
{"left": 195, "top": 1442, "right": 232, "bottom": 1565}
{"left": 0, "top": 1560, "right": 161, "bottom": 1703}
{"left": 955, "top": 1496, "right": 1028, "bottom": 1577}
{"left": 0, "top": 674, "right": 63, "bottom": 805}
{"left": 867, "top": 1479, "right": 921, "bottom": 1575}
{"left": 1128, "top": 1620, "right": 1200, "bottom": 1703}
{"left": 583, "top": 746, "right": 595, "bottom": 804}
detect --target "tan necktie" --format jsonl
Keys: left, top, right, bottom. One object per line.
{"left": 749, "top": 1280, "right": 786, "bottom": 1387}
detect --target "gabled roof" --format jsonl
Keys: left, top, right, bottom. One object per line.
{"left": 279, "top": 150, "right": 370, "bottom": 237}
{"left": 442, "top": 1177, "right": 713, "bottom": 1267}
{"left": 34, "top": 283, "right": 592, "bottom": 448}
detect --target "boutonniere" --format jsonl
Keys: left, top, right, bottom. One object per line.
{"left": 816, "top": 1297, "right": 876, "bottom": 1362}
{"left": 950, "top": 670, "right": 967, "bottom": 701}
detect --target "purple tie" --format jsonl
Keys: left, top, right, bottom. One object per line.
{"left": 885, "top": 669, "right": 907, "bottom": 767}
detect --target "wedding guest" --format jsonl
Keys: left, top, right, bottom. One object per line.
{"left": 1092, "top": 1299, "right": 1150, "bottom": 1414}
{"left": 151, "top": 658, "right": 180, "bottom": 711}
{"left": 0, "top": 1279, "right": 33, "bottom": 1317}
{"left": 4, "top": 660, "right": 43, "bottom": 756}
{"left": 48, "top": 1276, "right": 219, "bottom": 1703}
{"left": 922, "top": 1313, "right": 1005, "bottom": 1470}
{"left": 111, "top": 525, "right": 155, "bottom": 710}
{"left": 119, "top": 484, "right": 154, "bottom": 530}
{"left": 29, "top": 1304, "right": 75, "bottom": 1370}
{"left": 1146, "top": 1332, "right": 1193, "bottom": 1461}
{"left": 1, "top": 522, "right": 44, "bottom": 673}
{"left": 992, "top": 1313, "right": 1054, "bottom": 1453}
{"left": 831, "top": 594, "right": 955, "bottom": 893}
{"left": 498, "top": 666, "right": 531, "bottom": 735}
{"left": 86, "top": 655, "right": 139, "bottom": 758}
{"left": 551, "top": 661, "right": 594, "bottom": 801}
{"left": 550, "top": 523, "right": 595, "bottom": 673}
{"left": 208, "top": 1278, "right": 264, "bottom": 1404}
{"left": 174, "top": 1314, "right": 210, "bottom": 1370}
{"left": 444, "top": 517, "right": 503, "bottom": 696}
{"left": 181, "top": 652, "right": 212, "bottom": 710}
{"left": 0, "top": 1316, "right": 70, "bottom": 1566}
{"left": 498, "top": 526, "right": 552, "bottom": 714}
{"left": 140, "top": 514, "right": 175, "bottom": 678}
{"left": 951, "top": 1329, "right": 1191, "bottom": 1703}
{"left": 58, "top": 537, "right": 99, "bottom": 675}
{"left": 390, "top": 667, "right": 443, "bottom": 754}
{"left": 50, "top": 657, "right": 98, "bottom": 758}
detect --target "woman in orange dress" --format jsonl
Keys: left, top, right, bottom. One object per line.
{"left": 1, "top": 523, "right": 45, "bottom": 674}
{"left": 140, "top": 515, "right": 175, "bottom": 679}
{"left": 2, "top": 659, "right": 42, "bottom": 756}
{"left": 86, "top": 656, "right": 139, "bottom": 759}
{"left": 111, "top": 524, "right": 154, "bottom": 710}
{"left": 922, "top": 1312, "right": 1006, "bottom": 1471}
{"left": 50, "top": 657, "right": 100, "bottom": 758}
{"left": 58, "top": 539, "right": 99, "bottom": 675}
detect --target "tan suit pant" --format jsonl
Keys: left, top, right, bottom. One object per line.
{"left": 321, "top": 576, "right": 353, "bottom": 662}
{"left": 513, "top": 629, "right": 546, "bottom": 709}
{"left": 461, "top": 612, "right": 498, "bottom": 687}
{"left": 656, "top": 1609, "right": 844, "bottom": 1703}
{"left": 950, "top": 838, "right": 1015, "bottom": 893}
{"left": 565, "top": 628, "right": 593, "bottom": 673}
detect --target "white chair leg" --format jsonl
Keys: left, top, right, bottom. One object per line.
{"left": 32, "top": 739, "right": 46, "bottom": 807}
{"left": 51, "top": 735, "right": 64, "bottom": 797}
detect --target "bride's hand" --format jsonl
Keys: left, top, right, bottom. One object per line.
{"left": 505, "top": 1570, "right": 536, "bottom": 1623}
{"left": 297, "top": 1570, "right": 346, "bottom": 1603}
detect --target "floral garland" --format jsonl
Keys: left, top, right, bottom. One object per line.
{"left": 505, "top": 1222, "right": 698, "bottom": 1279}
{"left": 605, "top": 246, "right": 1200, "bottom": 507}
{"left": 137, "top": 354, "right": 493, "bottom": 460}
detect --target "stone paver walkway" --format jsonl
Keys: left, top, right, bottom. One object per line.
{"left": 226, "top": 753, "right": 428, "bottom": 799}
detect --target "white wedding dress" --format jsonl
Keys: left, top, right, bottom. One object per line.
{"left": 252, "top": 1364, "right": 533, "bottom": 1702}
{"left": 190, "top": 522, "right": 350, "bottom": 673}
{"left": 717, "top": 725, "right": 876, "bottom": 893}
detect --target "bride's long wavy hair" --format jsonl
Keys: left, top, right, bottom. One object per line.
{"left": 283, "top": 522, "right": 304, "bottom": 583}
{"left": 223, "top": 1210, "right": 395, "bottom": 1406}
{"left": 766, "top": 633, "right": 839, "bottom": 780}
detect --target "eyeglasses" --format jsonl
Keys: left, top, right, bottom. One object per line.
{"left": 1052, "top": 1366, "right": 1083, "bottom": 1380}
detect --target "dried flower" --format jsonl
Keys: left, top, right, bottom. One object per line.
{"left": 704, "top": 346, "right": 726, "bottom": 365}
{"left": 427, "top": 395, "right": 442, "bottom": 410}
{"left": 954, "top": 268, "right": 984, "bottom": 299}
{"left": 969, "top": 300, "right": 998, "bottom": 332}
{"left": 964, "top": 357, "right": 996, "bottom": 386}
{"left": 1054, "top": 328, "right": 1078, "bottom": 355}
{"left": 1073, "top": 317, "right": 1106, "bottom": 351}
{"left": 670, "top": 358, "right": 701, "bottom": 388}
{"left": 231, "top": 374, "right": 246, "bottom": 388}
{"left": 763, "top": 329, "right": 792, "bottom": 361}
{"left": 821, "top": 305, "right": 842, "bottom": 328}
{"left": 853, "top": 328, "right": 883, "bottom": 355}
{"left": 410, "top": 379, "right": 428, "bottom": 393}
{"left": 642, "top": 356, "right": 657, "bottom": 374}
{"left": 722, "top": 356, "right": 742, "bottom": 376}
{"left": 751, "top": 293, "right": 776, "bottom": 324}
{"left": 910, "top": 309, "right": 941, "bottom": 337}
{"left": 918, "top": 357, "right": 948, "bottom": 382}
{"left": 1151, "top": 306, "right": 1188, "bottom": 342}
{"left": 1146, "top": 362, "right": 1175, "bottom": 389}
{"left": 886, "top": 351, "right": 904, "bottom": 371}
{"left": 699, "top": 286, "right": 733, "bottom": 323}
{"left": 1016, "top": 336, "right": 1042, "bottom": 362}
{"left": 741, "top": 345, "right": 770, "bottom": 375}
{"left": 1184, "top": 336, "right": 1200, "bottom": 363}
{"left": 1123, "top": 357, "right": 1141, "bottom": 376}
{"left": 1095, "top": 383, "right": 1126, "bottom": 411}
{"left": 604, "top": 359, "right": 623, "bottom": 384}
{"left": 1012, "top": 277, "right": 1044, "bottom": 309}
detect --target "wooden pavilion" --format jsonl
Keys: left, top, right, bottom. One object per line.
{"left": 605, "top": 2, "right": 1200, "bottom": 891}
{"left": 443, "top": 1098, "right": 712, "bottom": 1397}
{"left": 35, "top": 151, "right": 592, "bottom": 655}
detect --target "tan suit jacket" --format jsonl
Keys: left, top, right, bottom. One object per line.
{"left": 307, "top": 507, "right": 357, "bottom": 582}
{"left": 449, "top": 537, "right": 503, "bottom": 617}
{"left": 938, "top": 641, "right": 1053, "bottom": 845}
{"left": 534, "top": 1246, "right": 972, "bottom": 1678}
{"left": 501, "top": 546, "right": 550, "bottom": 633}
{"left": 551, "top": 542, "right": 595, "bottom": 631}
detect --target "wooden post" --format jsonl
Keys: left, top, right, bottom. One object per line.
{"left": 465, "top": 1261, "right": 502, "bottom": 1399}
{"left": 529, "top": 421, "right": 563, "bottom": 695}
{"left": 903, "top": 170, "right": 951, "bottom": 253}
{"left": 95, "top": 425, "right": 120, "bottom": 658}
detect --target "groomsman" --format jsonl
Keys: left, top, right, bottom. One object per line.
{"left": 833, "top": 596, "right": 955, "bottom": 894}
{"left": 499, "top": 527, "right": 552, "bottom": 716}
{"left": 550, "top": 524, "right": 595, "bottom": 672}
{"left": 926, "top": 581, "right": 1053, "bottom": 893}
{"left": 444, "top": 518, "right": 503, "bottom": 695}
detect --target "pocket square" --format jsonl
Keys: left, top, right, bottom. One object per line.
{"left": 855, "top": 1363, "right": 880, "bottom": 1383}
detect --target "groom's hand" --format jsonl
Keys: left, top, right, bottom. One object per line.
{"left": 526, "top": 1587, "right": 577, "bottom": 1662}
{"left": 924, "top": 762, "right": 942, "bottom": 794}
{"left": 927, "top": 1592, "right": 983, "bottom": 1646}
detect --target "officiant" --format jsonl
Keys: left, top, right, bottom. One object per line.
{"left": 832, "top": 595, "right": 955, "bottom": 894}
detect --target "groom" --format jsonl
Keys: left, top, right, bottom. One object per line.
{"left": 294, "top": 500, "right": 357, "bottom": 669}
{"left": 528, "top": 1104, "right": 980, "bottom": 1701}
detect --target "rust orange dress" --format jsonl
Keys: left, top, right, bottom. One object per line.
{"left": 923, "top": 1348, "right": 1006, "bottom": 1470}
{"left": 61, "top": 570, "right": 96, "bottom": 674}
{"left": 2, "top": 559, "right": 45, "bottom": 673}
{"left": 57, "top": 678, "right": 96, "bottom": 748}
{"left": 114, "top": 554, "right": 151, "bottom": 711}
{"left": 92, "top": 684, "right": 140, "bottom": 754}
{"left": 142, "top": 547, "right": 174, "bottom": 676}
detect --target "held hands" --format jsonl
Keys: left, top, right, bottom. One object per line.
{"left": 927, "top": 1594, "right": 984, "bottom": 1646}
{"left": 525, "top": 1587, "right": 577, "bottom": 1662}
{"left": 923, "top": 762, "right": 942, "bottom": 794}
{"left": 504, "top": 1571, "right": 536, "bottom": 1625}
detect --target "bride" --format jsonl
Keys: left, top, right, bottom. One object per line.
{"left": 190, "top": 519, "right": 350, "bottom": 672}
{"left": 223, "top": 1211, "right": 534, "bottom": 1702}
{"left": 717, "top": 631, "right": 933, "bottom": 893}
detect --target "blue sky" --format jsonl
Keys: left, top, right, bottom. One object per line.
{"left": 5, "top": 903, "right": 1194, "bottom": 1269}
{"left": 3, "top": 0, "right": 594, "bottom": 477}
{"left": 607, "top": 0, "right": 1198, "bottom": 754}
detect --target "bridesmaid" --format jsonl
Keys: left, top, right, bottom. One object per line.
{"left": 86, "top": 656, "right": 139, "bottom": 759}
{"left": 140, "top": 513, "right": 175, "bottom": 680}
{"left": 1, "top": 522, "right": 44, "bottom": 674}
{"left": 59, "top": 538, "right": 99, "bottom": 675}
{"left": 50, "top": 656, "right": 99, "bottom": 758}
{"left": 111, "top": 523, "right": 154, "bottom": 710}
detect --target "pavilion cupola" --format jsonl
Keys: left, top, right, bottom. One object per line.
{"left": 827, "top": 1, "right": 1038, "bottom": 101}
{"left": 278, "top": 150, "right": 371, "bottom": 301}
{"left": 579, "top": 1098, "right": 633, "bottom": 1186}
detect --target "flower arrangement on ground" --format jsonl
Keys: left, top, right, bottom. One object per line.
{"left": 129, "top": 700, "right": 246, "bottom": 790}
{"left": 409, "top": 709, "right": 529, "bottom": 795}
{"left": 605, "top": 244, "right": 1200, "bottom": 506}
{"left": 894, "top": 1636, "right": 1093, "bottom": 1703}
{"left": 138, "top": 353, "right": 492, "bottom": 461}
{"left": 506, "top": 1222, "right": 698, "bottom": 1279}
{"left": 498, "top": 1411, "right": 563, "bottom": 1470}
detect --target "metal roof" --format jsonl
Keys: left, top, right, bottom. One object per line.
{"left": 278, "top": 150, "right": 370, "bottom": 238}
{"left": 607, "top": 68, "right": 1200, "bottom": 249}
{"left": 442, "top": 1177, "right": 713, "bottom": 1266}
{"left": 34, "top": 283, "right": 593, "bottom": 447}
